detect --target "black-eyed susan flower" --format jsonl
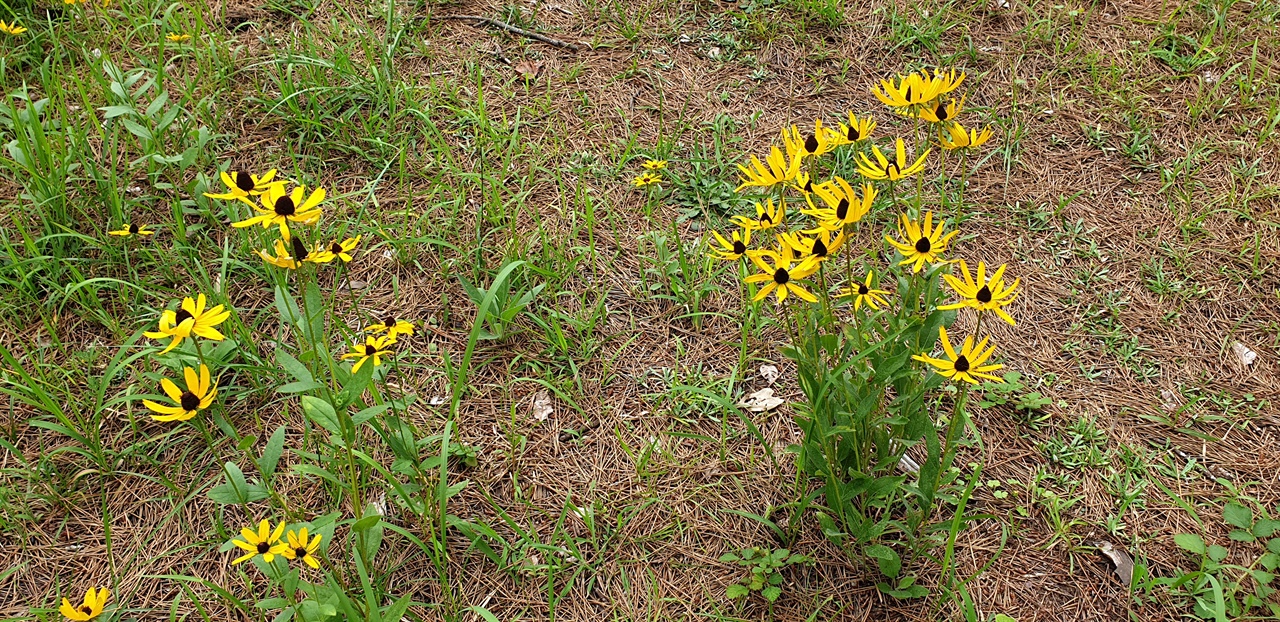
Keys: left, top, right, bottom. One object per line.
{"left": 788, "top": 172, "right": 819, "bottom": 196}
{"left": 232, "top": 183, "right": 324, "bottom": 241}
{"left": 783, "top": 121, "right": 838, "bottom": 160}
{"left": 841, "top": 271, "right": 892, "bottom": 311}
{"left": 833, "top": 112, "right": 875, "bottom": 145}
{"left": 744, "top": 250, "right": 819, "bottom": 303}
{"left": 107, "top": 222, "right": 154, "bottom": 237}
{"left": 917, "top": 96, "right": 964, "bottom": 123}
{"left": 59, "top": 587, "right": 109, "bottom": 621}
{"left": 293, "top": 237, "right": 336, "bottom": 264}
{"left": 856, "top": 138, "right": 930, "bottom": 181}
{"left": 885, "top": 211, "right": 958, "bottom": 273}
{"left": 642, "top": 159, "right": 667, "bottom": 170}
{"left": 912, "top": 326, "right": 1002, "bottom": 384}
{"left": 710, "top": 229, "right": 751, "bottom": 261}
{"left": 144, "top": 294, "right": 231, "bottom": 354}
{"left": 633, "top": 171, "right": 662, "bottom": 187}
{"left": 203, "top": 169, "right": 280, "bottom": 206}
{"left": 785, "top": 228, "right": 845, "bottom": 271}
{"left": 736, "top": 144, "right": 802, "bottom": 191}
{"left": 929, "top": 68, "right": 966, "bottom": 98}
{"left": 323, "top": 236, "right": 360, "bottom": 263}
{"left": 0, "top": 20, "right": 28, "bottom": 35}
{"left": 143, "top": 364, "right": 217, "bottom": 422}
{"left": 939, "top": 121, "right": 993, "bottom": 150}
{"left": 342, "top": 335, "right": 395, "bottom": 373}
{"left": 730, "top": 198, "right": 785, "bottom": 232}
{"left": 873, "top": 70, "right": 941, "bottom": 109}
{"left": 232, "top": 520, "right": 288, "bottom": 565}
{"left": 367, "top": 315, "right": 415, "bottom": 339}
{"left": 939, "top": 260, "right": 1019, "bottom": 326}
{"left": 282, "top": 528, "right": 323, "bottom": 568}
{"left": 166, "top": 33, "right": 191, "bottom": 42}
{"left": 257, "top": 239, "right": 300, "bottom": 270}
{"left": 803, "top": 176, "right": 875, "bottom": 230}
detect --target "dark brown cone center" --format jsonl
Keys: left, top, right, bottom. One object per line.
{"left": 804, "top": 134, "right": 819, "bottom": 153}
{"left": 812, "top": 239, "right": 828, "bottom": 257}
{"left": 257, "top": 541, "right": 270, "bottom": 554}
{"left": 773, "top": 268, "right": 790, "bottom": 285}
{"left": 732, "top": 240, "right": 746, "bottom": 255}
{"left": 954, "top": 355, "right": 971, "bottom": 372}
{"left": 274, "top": 196, "right": 296, "bottom": 216}
{"left": 836, "top": 198, "right": 849, "bottom": 220}
{"left": 174, "top": 309, "right": 194, "bottom": 324}
{"left": 235, "top": 171, "right": 254, "bottom": 191}
{"left": 976, "top": 286, "right": 993, "bottom": 304}
{"left": 364, "top": 344, "right": 378, "bottom": 356}
{"left": 914, "top": 237, "right": 932, "bottom": 253}
{"left": 331, "top": 242, "right": 344, "bottom": 254}
{"left": 129, "top": 223, "right": 139, "bottom": 234}
{"left": 848, "top": 126, "right": 860, "bottom": 140}
{"left": 858, "top": 283, "right": 869, "bottom": 295}
{"left": 180, "top": 391, "right": 200, "bottom": 411}
{"left": 81, "top": 606, "right": 94, "bottom": 615}
{"left": 291, "top": 237, "right": 309, "bottom": 260}
{"left": 295, "top": 547, "right": 309, "bottom": 558}
{"left": 937, "top": 105, "right": 950, "bottom": 121}
{"left": 759, "top": 212, "right": 772, "bottom": 224}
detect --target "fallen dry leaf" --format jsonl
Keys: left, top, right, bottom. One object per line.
{"left": 1160, "top": 389, "right": 1180, "bottom": 412}
{"left": 737, "top": 388, "right": 784, "bottom": 412}
{"left": 514, "top": 60, "right": 542, "bottom": 80}
{"left": 759, "top": 364, "right": 780, "bottom": 385}
{"left": 531, "top": 390, "right": 553, "bottom": 421}
{"left": 1092, "top": 540, "right": 1135, "bottom": 587}
{"left": 1231, "top": 341, "right": 1258, "bottom": 367}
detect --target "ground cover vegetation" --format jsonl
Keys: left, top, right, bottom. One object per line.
{"left": 1, "top": 0, "right": 1279, "bottom": 619}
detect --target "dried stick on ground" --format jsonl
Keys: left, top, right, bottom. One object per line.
{"left": 437, "top": 14, "right": 582, "bottom": 51}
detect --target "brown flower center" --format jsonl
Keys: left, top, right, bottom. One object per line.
{"left": 81, "top": 605, "right": 94, "bottom": 615}
{"left": 976, "top": 285, "right": 993, "bottom": 304}
{"left": 732, "top": 240, "right": 746, "bottom": 255}
{"left": 180, "top": 391, "right": 200, "bottom": 411}
{"left": 295, "top": 547, "right": 309, "bottom": 558}
{"left": 836, "top": 198, "right": 849, "bottom": 220}
{"left": 804, "top": 134, "right": 819, "bottom": 154}
{"left": 174, "top": 308, "right": 194, "bottom": 325}
{"left": 129, "top": 223, "right": 139, "bottom": 234}
{"left": 235, "top": 171, "right": 255, "bottom": 191}
{"left": 257, "top": 541, "right": 271, "bottom": 554}
{"left": 773, "top": 268, "right": 790, "bottom": 285}
{"left": 291, "top": 237, "right": 309, "bottom": 260}
{"left": 364, "top": 344, "right": 378, "bottom": 356}
{"left": 936, "top": 104, "right": 950, "bottom": 121}
{"left": 858, "top": 283, "right": 869, "bottom": 295}
{"left": 954, "top": 355, "right": 971, "bottom": 372}
{"left": 273, "top": 195, "right": 296, "bottom": 216}
{"left": 330, "top": 242, "right": 344, "bottom": 254}
{"left": 914, "top": 237, "right": 932, "bottom": 253}
{"left": 812, "top": 238, "right": 828, "bottom": 257}
{"left": 847, "top": 125, "right": 860, "bottom": 141}
{"left": 759, "top": 212, "right": 772, "bottom": 224}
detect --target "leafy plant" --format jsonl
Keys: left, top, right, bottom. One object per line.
{"left": 1161, "top": 501, "right": 1280, "bottom": 620}
{"left": 720, "top": 546, "right": 810, "bottom": 603}
{"left": 458, "top": 261, "right": 544, "bottom": 341}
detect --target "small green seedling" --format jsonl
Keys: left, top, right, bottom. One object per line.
{"left": 720, "top": 546, "right": 810, "bottom": 603}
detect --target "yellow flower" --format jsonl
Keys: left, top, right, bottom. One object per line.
{"left": 939, "top": 260, "right": 1019, "bottom": 326}
{"left": 873, "top": 69, "right": 965, "bottom": 109}
{"left": 342, "top": 335, "right": 395, "bottom": 373}
{"left": 939, "top": 121, "right": 993, "bottom": 150}
{"left": 784, "top": 228, "right": 846, "bottom": 271}
{"left": 856, "top": 138, "right": 930, "bottom": 181}
{"left": 735, "top": 144, "right": 802, "bottom": 191}
{"left": 324, "top": 236, "right": 360, "bottom": 263}
{"left": 231, "top": 520, "right": 289, "bottom": 565}
{"left": 633, "top": 171, "right": 662, "bottom": 187}
{"left": 0, "top": 20, "right": 28, "bottom": 35}
{"left": 743, "top": 250, "right": 819, "bottom": 303}
{"left": 282, "top": 528, "right": 323, "bottom": 569}
{"left": 60, "top": 587, "right": 109, "bottom": 621}
{"left": 166, "top": 33, "right": 191, "bottom": 42}
{"left": 144, "top": 294, "right": 231, "bottom": 354}
{"left": 710, "top": 228, "right": 751, "bottom": 261}
{"left": 912, "top": 326, "right": 1002, "bottom": 384}
{"left": 367, "top": 315, "right": 415, "bottom": 339}
{"left": 884, "top": 211, "right": 958, "bottom": 273}
{"left": 231, "top": 183, "right": 324, "bottom": 241}
{"left": 788, "top": 172, "right": 819, "bottom": 196}
{"left": 833, "top": 112, "right": 875, "bottom": 145}
{"left": 730, "top": 198, "right": 785, "bottom": 232}
{"left": 917, "top": 96, "right": 964, "bottom": 123}
{"left": 802, "top": 176, "right": 875, "bottom": 230}
{"left": 841, "top": 271, "right": 892, "bottom": 311}
{"left": 107, "top": 222, "right": 154, "bottom": 237}
{"left": 256, "top": 239, "right": 299, "bottom": 269}
{"left": 642, "top": 159, "right": 667, "bottom": 170}
{"left": 203, "top": 169, "right": 281, "bottom": 206}
{"left": 782, "top": 121, "right": 838, "bottom": 160}
{"left": 142, "top": 364, "right": 217, "bottom": 422}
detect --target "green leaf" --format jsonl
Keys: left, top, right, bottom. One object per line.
{"left": 1223, "top": 502, "right": 1253, "bottom": 529}
{"left": 258, "top": 425, "right": 287, "bottom": 479}
{"left": 301, "top": 396, "right": 341, "bottom": 436}
{"left": 352, "top": 515, "right": 382, "bottom": 532}
{"left": 993, "top": 615, "right": 1017, "bottom": 622}
{"left": 725, "top": 584, "right": 749, "bottom": 599}
{"left": 1254, "top": 519, "right": 1280, "bottom": 539}
{"left": 864, "top": 544, "right": 901, "bottom": 579}
{"left": 1207, "top": 544, "right": 1229, "bottom": 563}
{"left": 718, "top": 552, "right": 741, "bottom": 563}
{"left": 1229, "top": 529, "right": 1257, "bottom": 543}
{"left": 275, "top": 348, "right": 313, "bottom": 384}
{"left": 1174, "top": 533, "right": 1206, "bottom": 555}
{"left": 278, "top": 380, "right": 325, "bottom": 394}
{"left": 761, "top": 586, "right": 782, "bottom": 602}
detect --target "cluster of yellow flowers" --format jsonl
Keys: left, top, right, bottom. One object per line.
{"left": 632, "top": 159, "right": 668, "bottom": 187}
{"left": 0, "top": 19, "right": 28, "bottom": 35}
{"left": 715, "top": 68, "right": 1015, "bottom": 385}
{"left": 231, "top": 519, "right": 324, "bottom": 569}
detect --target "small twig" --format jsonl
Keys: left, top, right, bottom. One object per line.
{"left": 437, "top": 14, "right": 582, "bottom": 51}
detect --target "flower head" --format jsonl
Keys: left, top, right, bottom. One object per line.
{"left": 912, "top": 326, "right": 1002, "bottom": 384}
{"left": 642, "top": 159, "right": 667, "bottom": 170}
{"left": 789, "top": 172, "right": 819, "bottom": 196}
{"left": 283, "top": 528, "right": 323, "bottom": 569}
{"left": 743, "top": 250, "right": 819, "bottom": 303}
{"left": 885, "top": 211, "right": 958, "bottom": 273}
{"left": 60, "top": 587, "right": 109, "bottom": 621}
{"left": 730, "top": 198, "right": 785, "bottom": 232}
{"left": 783, "top": 121, "right": 838, "bottom": 160}
{"left": 917, "top": 96, "right": 965, "bottom": 123}
{"left": 256, "top": 239, "right": 300, "bottom": 270}
{"left": 939, "top": 260, "right": 1019, "bottom": 325}
{"left": 939, "top": 121, "right": 993, "bottom": 150}
{"left": 856, "top": 138, "right": 930, "bottom": 181}
{"left": 367, "top": 315, "right": 415, "bottom": 339}
{"left": 107, "top": 222, "right": 154, "bottom": 237}
{"left": 231, "top": 183, "right": 324, "bottom": 241}
{"left": 203, "top": 169, "right": 281, "bottom": 206}
{"left": 735, "top": 144, "right": 802, "bottom": 191}
{"left": 784, "top": 228, "right": 846, "bottom": 271}
{"left": 166, "top": 33, "right": 191, "bottom": 42}
{"left": 802, "top": 176, "right": 875, "bottom": 230}
{"left": 143, "top": 364, "right": 217, "bottom": 422}
{"left": 873, "top": 69, "right": 965, "bottom": 109}
{"left": 841, "top": 271, "right": 892, "bottom": 311}
{"left": 833, "top": 112, "right": 876, "bottom": 145}
{"left": 342, "top": 335, "right": 395, "bottom": 373}
{"left": 0, "top": 20, "right": 28, "bottom": 35}
{"left": 633, "top": 171, "right": 662, "bottom": 187}
{"left": 232, "top": 520, "right": 288, "bottom": 565}
{"left": 144, "top": 294, "right": 231, "bottom": 354}
{"left": 710, "top": 228, "right": 751, "bottom": 261}
{"left": 325, "top": 236, "right": 361, "bottom": 263}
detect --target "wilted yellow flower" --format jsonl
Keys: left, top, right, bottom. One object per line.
{"left": 0, "top": 20, "right": 28, "bottom": 35}
{"left": 735, "top": 144, "right": 802, "bottom": 191}
{"left": 833, "top": 112, "right": 875, "bottom": 145}
{"left": 730, "top": 198, "right": 785, "bottom": 232}
{"left": 939, "top": 121, "right": 993, "bottom": 150}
